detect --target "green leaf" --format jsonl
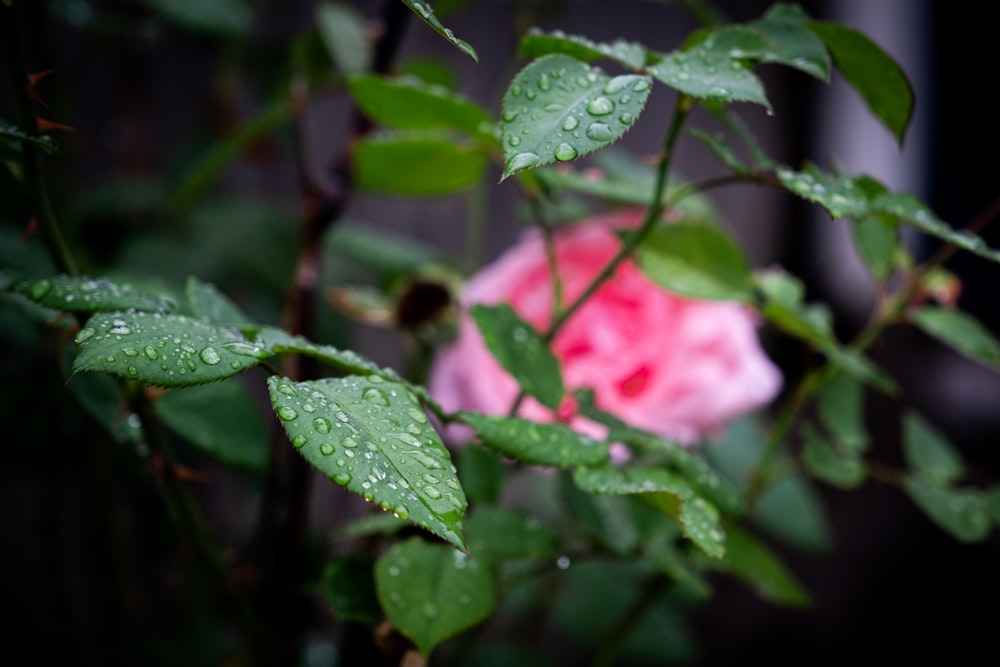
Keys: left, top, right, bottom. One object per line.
{"left": 11, "top": 275, "right": 175, "bottom": 313}
{"left": 456, "top": 446, "right": 506, "bottom": 504}
{"left": 904, "top": 478, "right": 991, "bottom": 543}
{"left": 902, "top": 411, "right": 965, "bottom": 486}
{"left": 155, "top": 382, "right": 268, "bottom": 472}
{"left": 817, "top": 371, "right": 867, "bottom": 452}
{"left": 747, "top": 15, "right": 830, "bottom": 80}
{"left": 73, "top": 312, "right": 261, "bottom": 386}
{"left": 458, "top": 413, "right": 609, "bottom": 468}
{"left": 801, "top": 426, "right": 865, "bottom": 489}
{"left": 0, "top": 119, "right": 60, "bottom": 154}
{"left": 470, "top": 302, "right": 564, "bottom": 410}
{"left": 339, "top": 512, "right": 408, "bottom": 539}
{"left": 375, "top": 538, "right": 494, "bottom": 656}
{"left": 634, "top": 221, "right": 753, "bottom": 301}
{"left": 853, "top": 213, "right": 899, "bottom": 283}
{"left": 268, "top": 375, "right": 467, "bottom": 550}
{"left": 648, "top": 43, "right": 770, "bottom": 108}
{"left": 707, "top": 521, "right": 810, "bottom": 606}
{"left": 500, "top": 54, "right": 652, "bottom": 180}
{"left": 573, "top": 465, "right": 725, "bottom": 558}
{"left": 141, "top": 0, "right": 252, "bottom": 36}
{"left": 465, "top": 506, "right": 561, "bottom": 561}
{"left": 354, "top": 132, "right": 487, "bottom": 196}
{"left": 326, "top": 223, "right": 439, "bottom": 278}
{"left": 184, "top": 276, "right": 252, "bottom": 325}
{"left": 322, "top": 555, "right": 381, "bottom": 625}
{"left": 776, "top": 165, "right": 870, "bottom": 219}
{"left": 316, "top": 3, "right": 371, "bottom": 76}
{"left": 253, "top": 326, "right": 383, "bottom": 376}
{"left": 988, "top": 486, "right": 1000, "bottom": 526}
{"left": 870, "top": 191, "right": 1000, "bottom": 264}
{"left": 517, "top": 29, "right": 647, "bottom": 70}
{"left": 909, "top": 306, "right": 1000, "bottom": 368}
{"left": 401, "top": 0, "right": 478, "bottom": 64}
{"left": 806, "top": 21, "right": 914, "bottom": 145}
{"left": 687, "top": 127, "right": 751, "bottom": 175}
{"left": 347, "top": 75, "right": 497, "bottom": 143}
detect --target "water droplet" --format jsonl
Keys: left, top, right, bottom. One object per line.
{"left": 411, "top": 2, "right": 429, "bottom": 18}
{"left": 538, "top": 73, "right": 551, "bottom": 91}
{"left": 313, "top": 417, "right": 332, "bottom": 434}
{"left": 335, "top": 411, "right": 350, "bottom": 422}
{"left": 424, "top": 486, "right": 442, "bottom": 499}
{"left": 619, "top": 113, "right": 634, "bottom": 125}
{"left": 319, "top": 443, "right": 335, "bottom": 456}
{"left": 302, "top": 403, "right": 315, "bottom": 413}
{"left": 562, "top": 116, "right": 579, "bottom": 131}
{"left": 29, "top": 279, "right": 51, "bottom": 300}
{"left": 554, "top": 143, "right": 577, "bottom": 161}
{"left": 585, "top": 122, "right": 613, "bottom": 141}
{"left": 586, "top": 97, "right": 614, "bottom": 116}
{"left": 75, "top": 327, "right": 96, "bottom": 344}
{"left": 122, "top": 347, "right": 138, "bottom": 357}
{"left": 576, "top": 76, "right": 590, "bottom": 88}
{"left": 556, "top": 555, "right": 571, "bottom": 570}
{"left": 127, "top": 364, "right": 138, "bottom": 376}
{"left": 388, "top": 565, "right": 401, "bottom": 577}
{"left": 277, "top": 384, "right": 296, "bottom": 396}
{"left": 510, "top": 85, "right": 521, "bottom": 96}
{"left": 109, "top": 325, "right": 131, "bottom": 335}
{"left": 292, "top": 434, "right": 307, "bottom": 448}
{"left": 525, "top": 88, "right": 536, "bottom": 100}
{"left": 508, "top": 135, "right": 521, "bottom": 147}
{"left": 543, "top": 102, "right": 563, "bottom": 112}
{"left": 501, "top": 110, "right": 517, "bottom": 122}
{"left": 199, "top": 347, "right": 221, "bottom": 365}
{"left": 277, "top": 406, "right": 298, "bottom": 421}
{"left": 603, "top": 75, "right": 631, "bottom": 94}
{"left": 618, "top": 94, "right": 631, "bottom": 104}
{"left": 422, "top": 602, "right": 438, "bottom": 619}
{"left": 633, "top": 79, "right": 651, "bottom": 92}
{"left": 333, "top": 471, "right": 351, "bottom": 485}
{"left": 143, "top": 345, "right": 158, "bottom": 360}
{"left": 422, "top": 473, "right": 441, "bottom": 484}
{"left": 394, "top": 505, "right": 409, "bottom": 520}
{"left": 505, "top": 152, "right": 541, "bottom": 173}
{"left": 363, "top": 387, "right": 390, "bottom": 407}
{"left": 406, "top": 408, "right": 428, "bottom": 424}
{"left": 105, "top": 355, "right": 115, "bottom": 363}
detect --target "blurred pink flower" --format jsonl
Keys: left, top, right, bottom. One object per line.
{"left": 429, "top": 210, "right": 782, "bottom": 446}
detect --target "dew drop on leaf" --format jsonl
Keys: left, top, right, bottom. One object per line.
{"left": 313, "top": 417, "right": 332, "bottom": 434}
{"left": 199, "top": 347, "right": 221, "bottom": 365}
{"left": 554, "top": 143, "right": 578, "bottom": 161}
{"left": 292, "top": 434, "right": 307, "bottom": 448}
{"left": 277, "top": 406, "right": 298, "bottom": 421}
{"left": 586, "top": 96, "right": 615, "bottom": 116}
{"left": 585, "top": 122, "right": 613, "bottom": 141}
{"left": 320, "top": 443, "right": 335, "bottom": 456}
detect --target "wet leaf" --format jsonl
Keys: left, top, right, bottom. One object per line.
{"left": 500, "top": 54, "right": 652, "bottom": 179}
{"left": 648, "top": 43, "right": 769, "bottom": 108}
{"left": 904, "top": 478, "right": 991, "bottom": 543}
{"left": 185, "top": 276, "right": 252, "bottom": 325}
{"left": 801, "top": 426, "right": 865, "bottom": 489}
{"left": 11, "top": 275, "right": 174, "bottom": 313}
{"left": 458, "top": 413, "right": 608, "bottom": 468}
{"left": 269, "top": 375, "right": 467, "bottom": 550}
{"left": 776, "top": 165, "right": 870, "bottom": 219}
{"left": 518, "top": 29, "right": 647, "bottom": 70}
{"left": 401, "top": 0, "right": 479, "bottom": 64}
{"left": 375, "top": 538, "right": 494, "bottom": 656}
{"left": 471, "top": 302, "right": 563, "bottom": 410}
{"left": 73, "top": 311, "right": 260, "bottom": 386}
{"left": 817, "top": 371, "right": 867, "bottom": 452}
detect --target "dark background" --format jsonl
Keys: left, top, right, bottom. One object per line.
{"left": 2, "top": 0, "right": 998, "bottom": 665}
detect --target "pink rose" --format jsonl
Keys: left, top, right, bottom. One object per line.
{"left": 429, "top": 210, "right": 782, "bottom": 446}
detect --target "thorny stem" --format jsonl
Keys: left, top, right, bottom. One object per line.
{"left": 0, "top": 5, "right": 77, "bottom": 276}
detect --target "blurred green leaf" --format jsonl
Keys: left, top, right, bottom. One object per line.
{"left": 456, "top": 445, "right": 506, "bottom": 504}
{"left": 156, "top": 381, "right": 267, "bottom": 472}
{"left": 706, "top": 521, "right": 810, "bottom": 606}
{"left": 141, "top": 0, "right": 253, "bottom": 36}
{"left": 909, "top": 306, "right": 1000, "bottom": 368}
{"left": 776, "top": 165, "right": 869, "bottom": 219}
{"left": 184, "top": 276, "right": 252, "bottom": 326}
{"left": 348, "top": 75, "right": 497, "bottom": 143}
{"left": 465, "top": 505, "right": 561, "bottom": 561}
{"left": 801, "top": 426, "right": 866, "bottom": 489}
{"left": 354, "top": 132, "right": 487, "bottom": 196}
{"left": 458, "top": 413, "right": 609, "bottom": 468}
{"left": 853, "top": 213, "right": 899, "bottom": 283}
{"left": 902, "top": 411, "right": 965, "bottom": 486}
{"left": 807, "top": 21, "right": 914, "bottom": 145}
{"left": 817, "top": 371, "right": 867, "bottom": 452}
{"left": 375, "top": 538, "right": 494, "bottom": 656}
{"left": 316, "top": 3, "right": 371, "bottom": 76}
{"left": 471, "top": 302, "right": 563, "bottom": 410}
{"left": 322, "top": 555, "right": 380, "bottom": 625}
{"left": 904, "top": 478, "right": 991, "bottom": 543}
{"left": 326, "top": 223, "right": 439, "bottom": 279}
{"left": 635, "top": 221, "right": 753, "bottom": 301}
{"left": 268, "top": 375, "right": 467, "bottom": 550}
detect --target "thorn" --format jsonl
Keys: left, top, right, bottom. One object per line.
{"left": 24, "top": 84, "right": 48, "bottom": 108}
{"left": 36, "top": 117, "right": 75, "bottom": 132}
{"left": 27, "top": 69, "right": 56, "bottom": 87}
{"left": 19, "top": 216, "right": 38, "bottom": 242}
